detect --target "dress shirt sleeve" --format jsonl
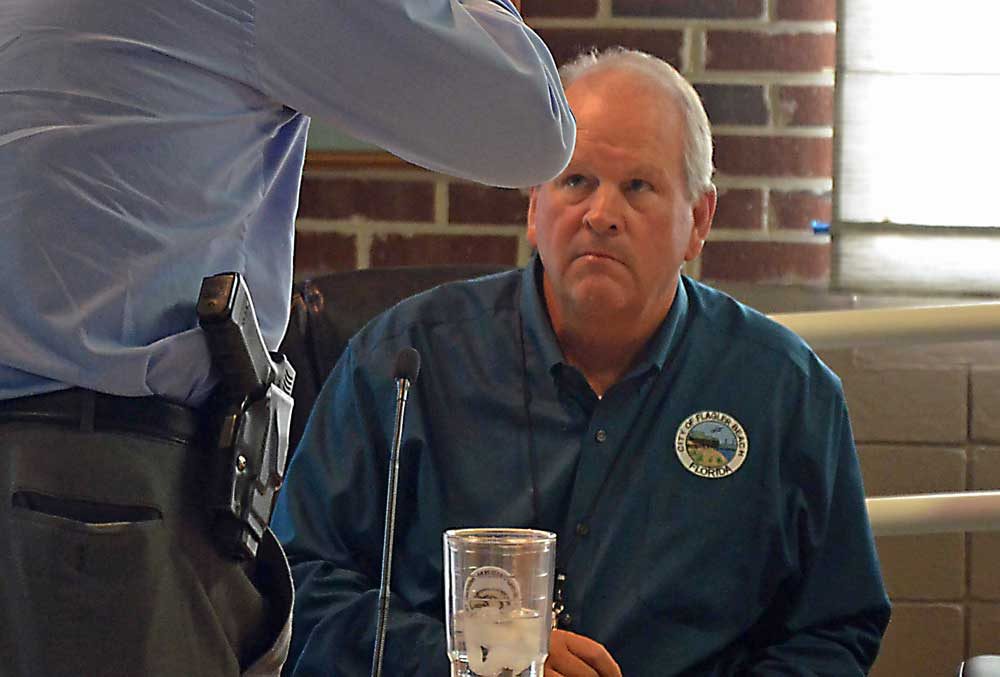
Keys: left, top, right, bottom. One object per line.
{"left": 270, "top": 346, "right": 449, "bottom": 676}
{"left": 252, "top": 0, "right": 575, "bottom": 188}
{"left": 745, "top": 385, "right": 891, "bottom": 675}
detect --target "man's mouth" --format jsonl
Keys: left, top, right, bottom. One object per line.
{"left": 577, "top": 251, "right": 623, "bottom": 265}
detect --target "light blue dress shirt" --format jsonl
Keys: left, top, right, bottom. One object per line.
{"left": 0, "top": 0, "right": 574, "bottom": 405}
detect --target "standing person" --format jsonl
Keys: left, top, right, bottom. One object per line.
{"left": 0, "top": 1, "right": 575, "bottom": 675}
{"left": 272, "top": 47, "right": 890, "bottom": 676}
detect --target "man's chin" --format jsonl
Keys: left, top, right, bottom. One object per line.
{"left": 567, "top": 281, "right": 632, "bottom": 317}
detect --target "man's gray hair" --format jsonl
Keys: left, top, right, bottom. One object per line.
{"left": 560, "top": 47, "right": 715, "bottom": 201}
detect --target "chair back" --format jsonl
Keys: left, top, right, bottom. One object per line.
{"left": 279, "top": 265, "right": 510, "bottom": 455}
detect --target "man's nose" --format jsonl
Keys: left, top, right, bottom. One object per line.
{"left": 583, "top": 186, "right": 624, "bottom": 233}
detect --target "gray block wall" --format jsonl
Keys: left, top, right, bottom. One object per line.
{"left": 716, "top": 284, "right": 1000, "bottom": 675}
{"left": 838, "top": 348, "right": 1000, "bottom": 676}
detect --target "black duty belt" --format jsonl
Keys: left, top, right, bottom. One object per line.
{"left": 0, "top": 388, "right": 202, "bottom": 447}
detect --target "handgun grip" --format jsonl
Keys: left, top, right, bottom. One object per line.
{"left": 197, "top": 273, "right": 273, "bottom": 396}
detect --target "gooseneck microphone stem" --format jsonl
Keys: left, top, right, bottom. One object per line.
{"left": 371, "top": 347, "right": 420, "bottom": 677}
{"left": 371, "top": 377, "right": 409, "bottom": 677}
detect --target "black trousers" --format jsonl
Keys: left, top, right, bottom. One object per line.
{"left": 0, "top": 392, "right": 291, "bottom": 677}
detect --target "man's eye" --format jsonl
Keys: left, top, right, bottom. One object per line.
{"left": 563, "top": 174, "right": 587, "bottom": 188}
{"left": 627, "top": 178, "right": 652, "bottom": 192}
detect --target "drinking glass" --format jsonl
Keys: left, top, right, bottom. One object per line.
{"left": 444, "top": 528, "right": 556, "bottom": 677}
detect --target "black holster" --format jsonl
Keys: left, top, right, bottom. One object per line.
{"left": 198, "top": 272, "right": 296, "bottom": 560}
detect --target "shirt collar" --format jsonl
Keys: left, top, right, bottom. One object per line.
{"left": 518, "top": 253, "right": 690, "bottom": 379}
{"left": 519, "top": 253, "right": 566, "bottom": 375}
{"left": 637, "top": 274, "right": 688, "bottom": 374}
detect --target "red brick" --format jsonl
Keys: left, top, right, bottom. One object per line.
{"left": 449, "top": 184, "right": 529, "bottom": 225}
{"left": 522, "top": 0, "right": 598, "bottom": 18}
{"left": 700, "top": 240, "right": 830, "bottom": 283}
{"left": 370, "top": 234, "right": 519, "bottom": 267}
{"left": 293, "top": 230, "right": 357, "bottom": 279}
{"left": 777, "top": 86, "right": 833, "bottom": 126}
{"left": 770, "top": 190, "right": 831, "bottom": 231}
{"left": 714, "top": 135, "right": 832, "bottom": 177}
{"left": 713, "top": 189, "right": 764, "bottom": 230}
{"left": 696, "top": 84, "right": 768, "bottom": 125}
{"left": 533, "top": 28, "right": 684, "bottom": 68}
{"left": 706, "top": 31, "right": 834, "bottom": 71}
{"left": 775, "top": 0, "right": 835, "bottom": 21}
{"left": 614, "top": 0, "right": 763, "bottom": 19}
{"left": 297, "top": 176, "right": 434, "bottom": 222}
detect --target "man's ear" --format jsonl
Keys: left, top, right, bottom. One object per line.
{"left": 684, "top": 186, "right": 717, "bottom": 262}
{"left": 526, "top": 186, "right": 539, "bottom": 248}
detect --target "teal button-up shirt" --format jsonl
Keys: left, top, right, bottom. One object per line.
{"left": 273, "top": 257, "right": 890, "bottom": 675}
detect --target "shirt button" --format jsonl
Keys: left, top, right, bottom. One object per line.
{"left": 595, "top": 429, "right": 607, "bottom": 443}
{"left": 575, "top": 522, "right": 590, "bottom": 537}
{"left": 558, "top": 612, "right": 573, "bottom": 628}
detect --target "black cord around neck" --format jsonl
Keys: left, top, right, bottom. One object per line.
{"left": 517, "top": 301, "right": 543, "bottom": 531}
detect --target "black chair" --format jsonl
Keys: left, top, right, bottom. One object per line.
{"left": 278, "top": 265, "right": 509, "bottom": 456}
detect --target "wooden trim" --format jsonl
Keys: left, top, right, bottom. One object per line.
{"left": 304, "top": 150, "right": 416, "bottom": 171}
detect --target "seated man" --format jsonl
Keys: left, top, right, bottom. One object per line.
{"left": 272, "top": 47, "right": 891, "bottom": 676}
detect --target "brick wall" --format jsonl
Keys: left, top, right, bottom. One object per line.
{"left": 295, "top": 0, "right": 835, "bottom": 284}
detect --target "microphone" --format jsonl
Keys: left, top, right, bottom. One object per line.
{"left": 394, "top": 346, "right": 421, "bottom": 388}
{"left": 371, "top": 347, "right": 421, "bottom": 677}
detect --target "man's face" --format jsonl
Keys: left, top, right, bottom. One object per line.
{"left": 527, "top": 69, "right": 714, "bottom": 331}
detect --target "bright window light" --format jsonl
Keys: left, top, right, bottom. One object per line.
{"left": 835, "top": 224, "right": 1000, "bottom": 295}
{"left": 837, "top": 0, "right": 1000, "bottom": 229}
{"left": 835, "top": 1, "right": 1000, "bottom": 293}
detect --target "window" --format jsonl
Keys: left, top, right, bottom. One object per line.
{"left": 834, "top": 1, "right": 1000, "bottom": 295}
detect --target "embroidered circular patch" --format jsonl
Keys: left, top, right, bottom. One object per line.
{"left": 675, "top": 410, "right": 748, "bottom": 478}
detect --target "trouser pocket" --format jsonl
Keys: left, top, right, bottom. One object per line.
{"left": 4, "top": 490, "right": 238, "bottom": 676}
{"left": 0, "top": 426, "right": 258, "bottom": 677}
{"left": 11, "top": 490, "right": 168, "bottom": 583}
{"left": 12, "top": 489, "right": 162, "bottom": 524}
